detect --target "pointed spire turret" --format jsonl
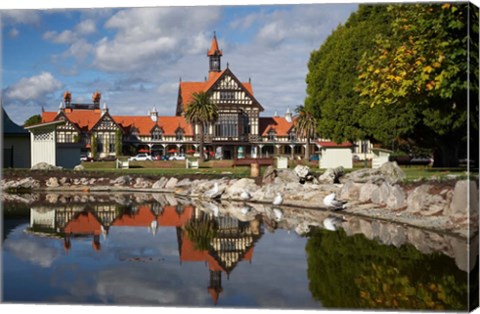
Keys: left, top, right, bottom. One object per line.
{"left": 208, "top": 32, "right": 222, "bottom": 73}
{"left": 207, "top": 31, "right": 222, "bottom": 57}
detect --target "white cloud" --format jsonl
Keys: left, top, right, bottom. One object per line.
{"left": 43, "top": 29, "right": 77, "bottom": 44}
{"left": 93, "top": 7, "right": 221, "bottom": 72}
{"left": 63, "top": 38, "right": 94, "bottom": 61}
{"left": 1, "top": 9, "right": 41, "bottom": 25}
{"left": 5, "top": 72, "right": 62, "bottom": 101}
{"left": 75, "top": 18, "right": 96, "bottom": 34}
{"left": 8, "top": 27, "right": 19, "bottom": 38}
{"left": 4, "top": 238, "right": 60, "bottom": 268}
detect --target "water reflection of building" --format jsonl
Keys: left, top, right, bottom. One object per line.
{"left": 30, "top": 204, "right": 118, "bottom": 252}
{"left": 179, "top": 213, "right": 263, "bottom": 304}
{"left": 29, "top": 201, "right": 263, "bottom": 304}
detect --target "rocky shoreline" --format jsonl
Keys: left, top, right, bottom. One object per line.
{"left": 2, "top": 162, "right": 478, "bottom": 239}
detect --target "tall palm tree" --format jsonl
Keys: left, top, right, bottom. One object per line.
{"left": 184, "top": 91, "right": 219, "bottom": 161}
{"left": 295, "top": 105, "right": 318, "bottom": 160}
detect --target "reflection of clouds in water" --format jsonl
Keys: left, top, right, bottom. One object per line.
{"left": 106, "top": 227, "right": 181, "bottom": 260}
{"left": 4, "top": 238, "right": 60, "bottom": 268}
{"left": 49, "top": 262, "right": 210, "bottom": 306}
{"left": 95, "top": 266, "right": 205, "bottom": 305}
{"left": 219, "top": 230, "right": 320, "bottom": 308}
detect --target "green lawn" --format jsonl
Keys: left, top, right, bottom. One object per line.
{"left": 5, "top": 161, "right": 473, "bottom": 182}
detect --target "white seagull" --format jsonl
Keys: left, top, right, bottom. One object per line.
{"left": 240, "top": 190, "right": 252, "bottom": 200}
{"left": 272, "top": 208, "right": 284, "bottom": 222}
{"left": 273, "top": 192, "right": 283, "bottom": 205}
{"left": 149, "top": 219, "right": 158, "bottom": 236}
{"left": 323, "top": 193, "right": 347, "bottom": 211}
{"left": 323, "top": 216, "right": 347, "bottom": 231}
{"left": 204, "top": 182, "right": 220, "bottom": 199}
{"left": 240, "top": 206, "right": 252, "bottom": 215}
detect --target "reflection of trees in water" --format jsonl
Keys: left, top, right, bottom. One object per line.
{"left": 184, "top": 215, "right": 218, "bottom": 251}
{"left": 305, "top": 228, "right": 469, "bottom": 310}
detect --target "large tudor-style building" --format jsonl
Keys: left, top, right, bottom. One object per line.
{"left": 28, "top": 33, "right": 372, "bottom": 167}
{"left": 35, "top": 34, "right": 315, "bottom": 161}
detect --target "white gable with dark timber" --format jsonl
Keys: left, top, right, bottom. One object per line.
{"left": 93, "top": 114, "right": 118, "bottom": 132}
{"left": 210, "top": 73, "right": 256, "bottom": 108}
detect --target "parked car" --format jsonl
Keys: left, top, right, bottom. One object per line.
{"left": 128, "top": 153, "right": 153, "bottom": 161}
{"left": 169, "top": 153, "right": 186, "bottom": 161}
{"left": 80, "top": 154, "right": 93, "bottom": 162}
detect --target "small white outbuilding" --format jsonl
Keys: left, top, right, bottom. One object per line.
{"left": 316, "top": 141, "right": 354, "bottom": 169}
{"left": 25, "top": 119, "right": 82, "bottom": 169}
{"left": 371, "top": 148, "right": 393, "bottom": 168}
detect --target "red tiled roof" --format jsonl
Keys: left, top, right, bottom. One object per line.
{"left": 112, "top": 116, "right": 156, "bottom": 136}
{"left": 42, "top": 110, "right": 102, "bottom": 132}
{"left": 259, "top": 116, "right": 294, "bottom": 136}
{"left": 41, "top": 112, "right": 57, "bottom": 123}
{"left": 64, "top": 211, "right": 102, "bottom": 235}
{"left": 157, "top": 206, "right": 193, "bottom": 227}
{"left": 111, "top": 205, "right": 156, "bottom": 227}
{"left": 316, "top": 141, "right": 353, "bottom": 148}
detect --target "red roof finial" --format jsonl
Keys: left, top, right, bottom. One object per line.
{"left": 207, "top": 31, "right": 222, "bottom": 56}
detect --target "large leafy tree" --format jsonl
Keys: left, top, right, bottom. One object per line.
{"left": 305, "top": 5, "right": 393, "bottom": 143}
{"left": 295, "top": 105, "right": 317, "bottom": 160}
{"left": 23, "top": 114, "right": 42, "bottom": 127}
{"left": 357, "top": 3, "right": 477, "bottom": 166}
{"left": 183, "top": 91, "right": 219, "bottom": 162}
{"left": 306, "top": 228, "right": 469, "bottom": 310}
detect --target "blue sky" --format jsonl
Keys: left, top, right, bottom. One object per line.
{"left": 2, "top": 1, "right": 360, "bottom": 125}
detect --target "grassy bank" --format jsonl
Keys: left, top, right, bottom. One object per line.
{"left": 2, "top": 161, "right": 473, "bottom": 182}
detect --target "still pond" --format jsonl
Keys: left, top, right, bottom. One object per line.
{"left": 2, "top": 193, "right": 477, "bottom": 310}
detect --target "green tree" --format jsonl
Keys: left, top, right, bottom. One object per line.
{"left": 115, "top": 129, "right": 123, "bottom": 157}
{"left": 305, "top": 5, "right": 393, "bottom": 143}
{"left": 90, "top": 134, "right": 98, "bottom": 160}
{"left": 184, "top": 216, "right": 217, "bottom": 251}
{"left": 356, "top": 3, "right": 476, "bottom": 166}
{"left": 295, "top": 105, "right": 317, "bottom": 160}
{"left": 23, "top": 114, "right": 42, "bottom": 127}
{"left": 183, "top": 91, "right": 219, "bottom": 162}
{"left": 305, "top": 228, "right": 469, "bottom": 310}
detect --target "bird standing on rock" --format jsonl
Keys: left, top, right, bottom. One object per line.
{"left": 204, "top": 182, "right": 220, "bottom": 199}
{"left": 273, "top": 193, "right": 283, "bottom": 205}
{"left": 323, "top": 193, "right": 347, "bottom": 210}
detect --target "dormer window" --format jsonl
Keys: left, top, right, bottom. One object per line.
{"left": 176, "top": 128, "right": 184, "bottom": 141}
{"left": 288, "top": 130, "right": 296, "bottom": 142}
{"left": 152, "top": 128, "right": 163, "bottom": 140}
{"left": 268, "top": 129, "right": 276, "bottom": 141}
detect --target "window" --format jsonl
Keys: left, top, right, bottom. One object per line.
{"left": 220, "top": 91, "right": 235, "bottom": 101}
{"left": 108, "top": 133, "right": 115, "bottom": 153}
{"left": 57, "top": 132, "right": 65, "bottom": 143}
{"left": 268, "top": 129, "right": 276, "bottom": 141}
{"left": 176, "top": 129, "right": 184, "bottom": 140}
{"left": 288, "top": 130, "right": 296, "bottom": 142}
{"left": 97, "top": 135, "right": 104, "bottom": 153}
{"left": 152, "top": 128, "right": 163, "bottom": 140}
{"left": 215, "top": 114, "right": 238, "bottom": 137}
